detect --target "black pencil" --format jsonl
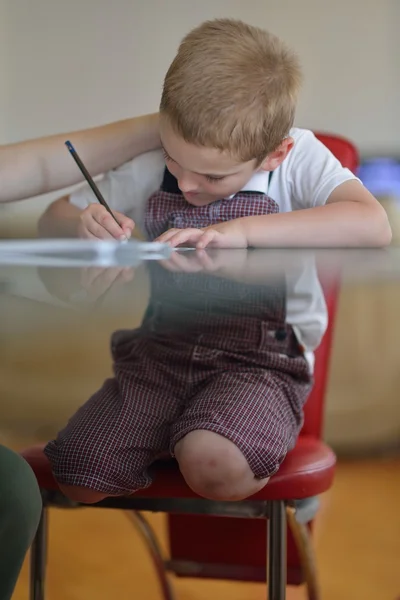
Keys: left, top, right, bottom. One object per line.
{"left": 65, "top": 140, "right": 120, "bottom": 225}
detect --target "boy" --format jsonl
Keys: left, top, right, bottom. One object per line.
{"left": 42, "top": 19, "right": 391, "bottom": 504}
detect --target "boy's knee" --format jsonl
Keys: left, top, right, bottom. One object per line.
{"left": 174, "top": 430, "right": 269, "bottom": 501}
{"left": 45, "top": 434, "right": 149, "bottom": 502}
{"left": 58, "top": 484, "right": 108, "bottom": 505}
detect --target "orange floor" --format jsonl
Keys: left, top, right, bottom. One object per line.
{"left": 11, "top": 458, "right": 400, "bottom": 600}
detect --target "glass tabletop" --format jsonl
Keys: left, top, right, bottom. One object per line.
{"left": 1, "top": 243, "right": 399, "bottom": 455}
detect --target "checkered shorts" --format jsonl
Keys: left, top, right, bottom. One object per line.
{"left": 44, "top": 323, "right": 311, "bottom": 495}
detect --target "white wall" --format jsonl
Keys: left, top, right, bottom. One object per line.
{"left": 2, "top": 0, "right": 400, "bottom": 219}
{"left": 0, "top": 2, "right": 9, "bottom": 143}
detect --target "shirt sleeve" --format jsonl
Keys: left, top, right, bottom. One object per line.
{"left": 285, "top": 256, "right": 328, "bottom": 373}
{"left": 69, "top": 149, "right": 165, "bottom": 227}
{"left": 287, "top": 130, "right": 360, "bottom": 210}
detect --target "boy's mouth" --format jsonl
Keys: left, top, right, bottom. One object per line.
{"left": 182, "top": 190, "right": 216, "bottom": 206}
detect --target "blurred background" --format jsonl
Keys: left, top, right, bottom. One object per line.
{"left": 0, "top": 1, "right": 399, "bottom": 599}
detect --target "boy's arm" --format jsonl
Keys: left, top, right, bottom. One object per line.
{"left": 0, "top": 113, "right": 160, "bottom": 203}
{"left": 38, "top": 197, "right": 81, "bottom": 238}
{"left": 39, "top": 147, "right": 165, "bottom": 239}
{"left": 37, "top": 264, "right": 134, "bottom": 306}
{"left": 158, "top": 180, "right": 392, "bottom": 248}
{"left": 157, "top": 131, "right": 392, "bottom": 249}
{"left": 241, "top": 179, "right": 392, "bottom": 247}
{"left": 239, "top": 132, "right": 391, "bottom": 247}
{"left": 162, "top": 248, "right": 306, "bottom": 282}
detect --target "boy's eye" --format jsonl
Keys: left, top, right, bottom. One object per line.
{"left": 162, "top": 149, "right": 225, "bottom": 183}
{"left": 162, "top": 149, "right": 173, "bottom": 162}
{"left": 205, "top": 175, "right": 225, "bottom": 183}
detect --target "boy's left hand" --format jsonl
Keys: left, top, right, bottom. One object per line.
{"left": 156, "top": 219, "right": 248, "bottom": 249}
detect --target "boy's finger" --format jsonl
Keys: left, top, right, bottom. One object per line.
{"left": 155, "top": 228, "right": 180, "bottom": 243}
{"left": 160, "top": 253, "right": 187, "bottom": 272}
{"left": 89, "top": 268, "right": 123, "bottom": 298}
{"left": 167, "top": 229, "right": 202, "bottom": 247}
{"left": 82, "top": 266, "right": 106, "bottom": 288}
{"left": 196, "top": 249, "right": 217, "bottom": 270}
{"left": 115, "top": 213, "right": 135, "bottom": 238}
{"left": 121, "top": 227, "right": 132, "bottom": 239}
{"left": 93, "top": 210, "right": 127, "bottom": 240}
{"left": 196, "top": 230, "right": 216, "bottom": 249}
{"left": 172, "top": 252, "right": 203, "bottom": 272}
{"left": 86, "top": 221, "right": 116, "bottom": 240}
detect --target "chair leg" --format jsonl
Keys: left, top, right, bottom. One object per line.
{"left": 286, "top": 506, "right": 321, "bottom": 600}
{"left": 126, "top": 512, "right": 176, "bottom": 600}
{"left": 267, "top": 500, "right": 287, "bottom": 600}
{"left": 30, "top": 504, "right": 48, "bottom": 600}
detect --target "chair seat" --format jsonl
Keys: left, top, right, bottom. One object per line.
{"left": 21, "top": 436, "right": 335, "bottom": 502}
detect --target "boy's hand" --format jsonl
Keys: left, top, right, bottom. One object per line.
{"left": 78, "top": 204, "right": 135, "bottom": 241}
{"left": 67, "top": 266, "right": 135, "bottom": 305}
{"left": 156, "top": 219, "right": 248, "bottom": 249}
{"left": 161, "top": 248, "right": 249, "bottom": 275}
{"left": 80, "top": 266, "right": 135, "bottom": 302}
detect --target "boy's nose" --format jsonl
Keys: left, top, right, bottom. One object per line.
{"left": 178, "top": 173, "right": 199, "bottom": 194}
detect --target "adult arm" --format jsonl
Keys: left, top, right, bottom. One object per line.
{"left": 0, "top": 113, "right": 160, "bottom": 203}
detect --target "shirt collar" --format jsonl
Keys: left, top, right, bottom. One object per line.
{"left": 225, "top": 170, "right": 271, "bottom": 199}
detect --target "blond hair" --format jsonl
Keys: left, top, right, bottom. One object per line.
{"left": 160, "top": 19, "right": 302, "bottom": 163}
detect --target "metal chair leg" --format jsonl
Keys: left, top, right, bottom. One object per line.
{"left": 286, "top": 506, "right": 320, "bottom": 600}
{"left": 267, "top": 500, "right": 287, "bottom": 600}
{"left": 30, "top": 504, "right": 48, "bottom": 600}
{"left": 126, "top": 511, "right": 176, "bottom": 600}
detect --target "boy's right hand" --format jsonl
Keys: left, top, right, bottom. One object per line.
{"left": 79, "top": 266, "right": 135, "bottom": 302}
{"left": 78, "top": 204, "right": 135, "bottom": 241}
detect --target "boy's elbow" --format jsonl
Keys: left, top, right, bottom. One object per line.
{"left": 37, "top": 197, "right": 71, "bottom": 238}
{"left": 379, "top": 221, "right": 393, "bottom": 247}
{"left": 368, "top": 205, "right": 392, "bottom": 247}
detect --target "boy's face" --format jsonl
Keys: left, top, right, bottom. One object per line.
{"left": 160, "top": 117, "right": 293, "bottom": 206}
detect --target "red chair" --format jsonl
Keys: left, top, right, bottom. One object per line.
{"left": 21, "top": 133, "right": 359, "bottom": 600}
{"left": 315, "top": 132, "right": 359, "bottom": 174}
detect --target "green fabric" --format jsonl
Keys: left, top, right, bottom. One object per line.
{"left": 0, "top": 445, "right": 42, "bottom": 599}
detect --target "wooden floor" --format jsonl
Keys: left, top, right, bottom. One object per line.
{"left": 11, "top": 458, "right": 400, "bottom": 600}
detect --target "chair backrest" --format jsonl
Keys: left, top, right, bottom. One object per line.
{"left": 314, "top": 132, "right": 360, "bottom": 173}
{"left": 300, "top": 132, "right": 359, "bottom": 438}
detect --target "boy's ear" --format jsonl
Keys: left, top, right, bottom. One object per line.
{"left": 259, "top": 137, "right": 294, "bottom": 172}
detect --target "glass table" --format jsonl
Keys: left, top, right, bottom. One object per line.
{"left": 1, "top": 241, "right": 399, "bottom": 600}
